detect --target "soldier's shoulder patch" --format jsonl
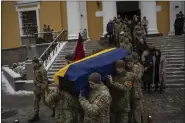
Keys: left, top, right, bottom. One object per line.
{"left": 126, "top": 81, "right": 132, "bottom": 87}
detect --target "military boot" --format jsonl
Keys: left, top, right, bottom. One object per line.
{"left": 51, "top": 108, "right": 55, "bottom": 117}
{"left": 28, "top": 114, "right": 40, "bottom": 122}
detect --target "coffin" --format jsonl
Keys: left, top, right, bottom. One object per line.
{"left": 53, "top": 48, "right": 129, "bottom": 96}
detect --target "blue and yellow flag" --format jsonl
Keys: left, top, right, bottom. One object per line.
{"left": 54, "top": 48, "right": 129, "bottom": 94}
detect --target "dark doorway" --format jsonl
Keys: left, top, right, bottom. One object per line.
{"left": 116, "top": 1, "right": 140, "bottom": 21}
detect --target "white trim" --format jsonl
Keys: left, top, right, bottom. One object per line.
{"left": 15, "top": 2, "right": 40, "bottom": 39}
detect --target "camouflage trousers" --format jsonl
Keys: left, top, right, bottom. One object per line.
{"left": 130, "top": 100, "right": 144, "bottom": 123}
{"left": 115, "top": 32, "right": 120, "bottom": 47}
{"left": 34, "top": 94, "right": 42, "bottom": 115}
{"left": 110, "top": 112, "right": 129, "bottom": 123}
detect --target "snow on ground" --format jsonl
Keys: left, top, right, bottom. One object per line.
{"left": 1, "top": 72, "right": 33, "bottom": 96}
{"left": 2, "top": 67, "right": 21, "bottom": 78}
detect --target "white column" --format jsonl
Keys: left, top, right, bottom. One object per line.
{"left": 79, "top": 1, "right": 89, "bottom": 39}
{"left": 169, "top": 1, "right": 185, "bottom": 35}
{"left": 140, "top": 1, "right": 159, "bottom": 34}
{"left": 102, "top": 1, "right": 117, "bottom": 35}
{"left": 66, "top": 1, "right": 81, "bottom": 40}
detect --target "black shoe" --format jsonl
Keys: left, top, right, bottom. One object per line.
{"left": 28, "top": 114, "right": 40, "bottom": 122}
{"left": 51, "top": 108, "right": 55, "bottom": 117}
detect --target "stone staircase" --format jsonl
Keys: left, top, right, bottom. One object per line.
{"left": 146, "top": 35, "right": 185, "bottom": 87}
{"left": 47, "top": 40, "right": 104, "bottom": 82}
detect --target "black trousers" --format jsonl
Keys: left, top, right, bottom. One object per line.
{"left": 142, "top": 73, "right": 152, "bottom": 91}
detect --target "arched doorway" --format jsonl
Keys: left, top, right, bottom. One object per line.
{"left": 116, "top": 1, "right": 140, "bottom": 20}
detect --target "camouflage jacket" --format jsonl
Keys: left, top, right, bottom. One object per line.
{"left": 79, "top": 84, "right": 112, "bottom": 123}
{"left": 45, "top": 90, "right": 81, "bottom": 123}
{"left": 114, "top": 22, "right": 123, "bottom": 33}
{"left": 120, "top": 43, "right": 133, "bottom": 53}
{"left": 110, "top": 72, "right": 134, "bottom": 113}
{"left": 33, "top": 65, "right": 48, "bottom": 95}
{"left": 132, "top": 63, "right": 144, "bottom": 79}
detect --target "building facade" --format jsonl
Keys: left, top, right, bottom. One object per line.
{"left": 2, "top": 1, "right": 185, "bottom": 49}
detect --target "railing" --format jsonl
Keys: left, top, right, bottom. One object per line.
{"left": 34, "top": 31, "right": 68, "bottom": 44}
{"left": 39, "top": 30, "right": 67, "bottom": 67}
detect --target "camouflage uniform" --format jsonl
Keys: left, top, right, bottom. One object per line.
{"left": 45, "top": 89, "right": 81, "bottom": 123}
{"left": 114, "top": 19, "right": 123, "bottom": 47}
{"left": 132, "top": 52, "right": 144, "bottom": 79}
{"left": 124, "top": 56, "right": 144, "bottom": 123}
{"left": 120, "top": 38, "right": 133, "bottom": 53}
{"left": 79, "top": 83, "right": 112, "bottom": 123}
{"left": 33, "top": 64, "right": 48, "bottom": 116}
{"left": 110, "top": 71, "right": 136, "bottom": 123}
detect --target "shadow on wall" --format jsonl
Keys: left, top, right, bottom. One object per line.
{"left": 2, "top": 43, "right": 50, "bottom": 65}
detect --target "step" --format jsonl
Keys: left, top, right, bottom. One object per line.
{"left": 165, "top": 57, "right": 185, "bottom": 61}
{"left": 166, "top": 78, "right": 185, "bottom": 83}
{"left": 162, "top": 52, "right": 184, "bottom": 55}
{"left": 166, "top": 63, "right": 185, "bottom": 67}
{"left": 166, "top": 70, "right": 184, "bottom": 75}
{"left": 166, "top": 67, "right": 185, "bottom": 71}
{"left": 166, "top": 74, "right": 185, "bottom": 79}
{"left": 163, "top": 54, "right": 184, "bottom": 58}
{"left": 167, "top": 60, "right": 184, "bottom": 64}
{"left": 160, "top": 49, "right": 184, "bottom": 52}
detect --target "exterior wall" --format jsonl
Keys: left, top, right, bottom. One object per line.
{"left": 39, "top": 1, "right": 67, "bottom": 31}
{"left": 2, "top": 43, "right": 50, "bottom": 65}
{"left": 156, "top": 1, "right": 170, "bottom": 35}
{"left": 2, "top": 1, "right": 20, "bottom": 48}
{"left": 87, "top": 1, "right": 103, "bottom": 40}
{"left": 2, "top": 1, "right": 67, "bottom": 49}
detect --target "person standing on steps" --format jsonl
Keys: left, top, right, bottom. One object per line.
{"left": 106, "top": 20, "right": 114, "bottom": 46}
{"left": 141, "top": 16, "right": 149, "bottom": 35}
{"left": 28, "top": 57, "right": 48, "bottom": 122}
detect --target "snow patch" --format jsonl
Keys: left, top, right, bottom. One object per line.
{"left": 3, "top": 67, "right": 21, "bottom": 78}
{"left": 2, "top": 72, "right": 33, "bottom": 95}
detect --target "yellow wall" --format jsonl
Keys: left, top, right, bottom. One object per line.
{"left": 39, "top": 1, "right": 67, "bottom": 31}
{"left": 87, "top": 1, "right": 103, "bottom": 40}
{"left": 156, "top": 1, "right": 170, "bottom": 35}
{"left": 2, "top": 1, "right": 20, "bottom": 48}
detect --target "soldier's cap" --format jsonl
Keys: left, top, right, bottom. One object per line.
{"left": 132, "top": 52, "right": 139, "bottom": 60}
{"left": 124, "top": 55, "right": 134, "bottom": 62}
{"left": 32, "top": 57, "right": 40, "bottom": 64}
{"left": 88, "top": 72, "right": 101, "bottom": 84}
{"left": 65, "top": 54, "right": 74, "bottom": 61}
{"left": 116, "top": 60, "right": 125, "bottom": 68}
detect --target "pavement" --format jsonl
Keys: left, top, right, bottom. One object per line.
{"left": 1, "top": 87, "right": 185, "bottom": 123}
{"left": 1, "top": 72, "right": 185, "bottom": 123}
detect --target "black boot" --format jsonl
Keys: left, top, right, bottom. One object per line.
{"left": 28, "top": 114, "right": 40, "bottom": 122}
{"left": 51, "top": 108, "right": 55, "bottom": 117}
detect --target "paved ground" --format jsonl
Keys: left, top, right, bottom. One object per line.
{"left": 2, "top": 87, "right": 185, "bottom": 123}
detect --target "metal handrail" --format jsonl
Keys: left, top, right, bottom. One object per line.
{"left": 39, "top": 30, "right": 67, "bottom": 67}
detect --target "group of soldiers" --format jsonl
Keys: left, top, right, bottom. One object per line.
{"left": 28, "top": 53, "right": 145, "bottom": 123}
{"left": 27, "top": 15, "right": 165, "bottom": 123}
{"left": 107, "top": 15, "right": 165, "bottom": 93}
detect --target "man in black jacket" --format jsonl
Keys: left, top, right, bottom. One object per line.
{"left": 142, "top": 50, "right": 154, "bottom": 93}
{"left": 106, "top": 20, "right": 114, "bottom": 45}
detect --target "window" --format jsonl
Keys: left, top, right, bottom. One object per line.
{"left": 20, "top": 10, "right": 38, "bottom": 36}
{"left": 15, "top": 1, "right": 40, "bottom": 37}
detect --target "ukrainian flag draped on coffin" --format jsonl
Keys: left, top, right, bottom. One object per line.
{"left": 53, "top": 48, "right": 129, "bottom": 95}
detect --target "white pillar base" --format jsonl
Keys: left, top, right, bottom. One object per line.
{"left": 168, "top": 31, "right": 175, "bottom": 36}
{"left": 148, "top": 29, "right": 159, "bottom": 34}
